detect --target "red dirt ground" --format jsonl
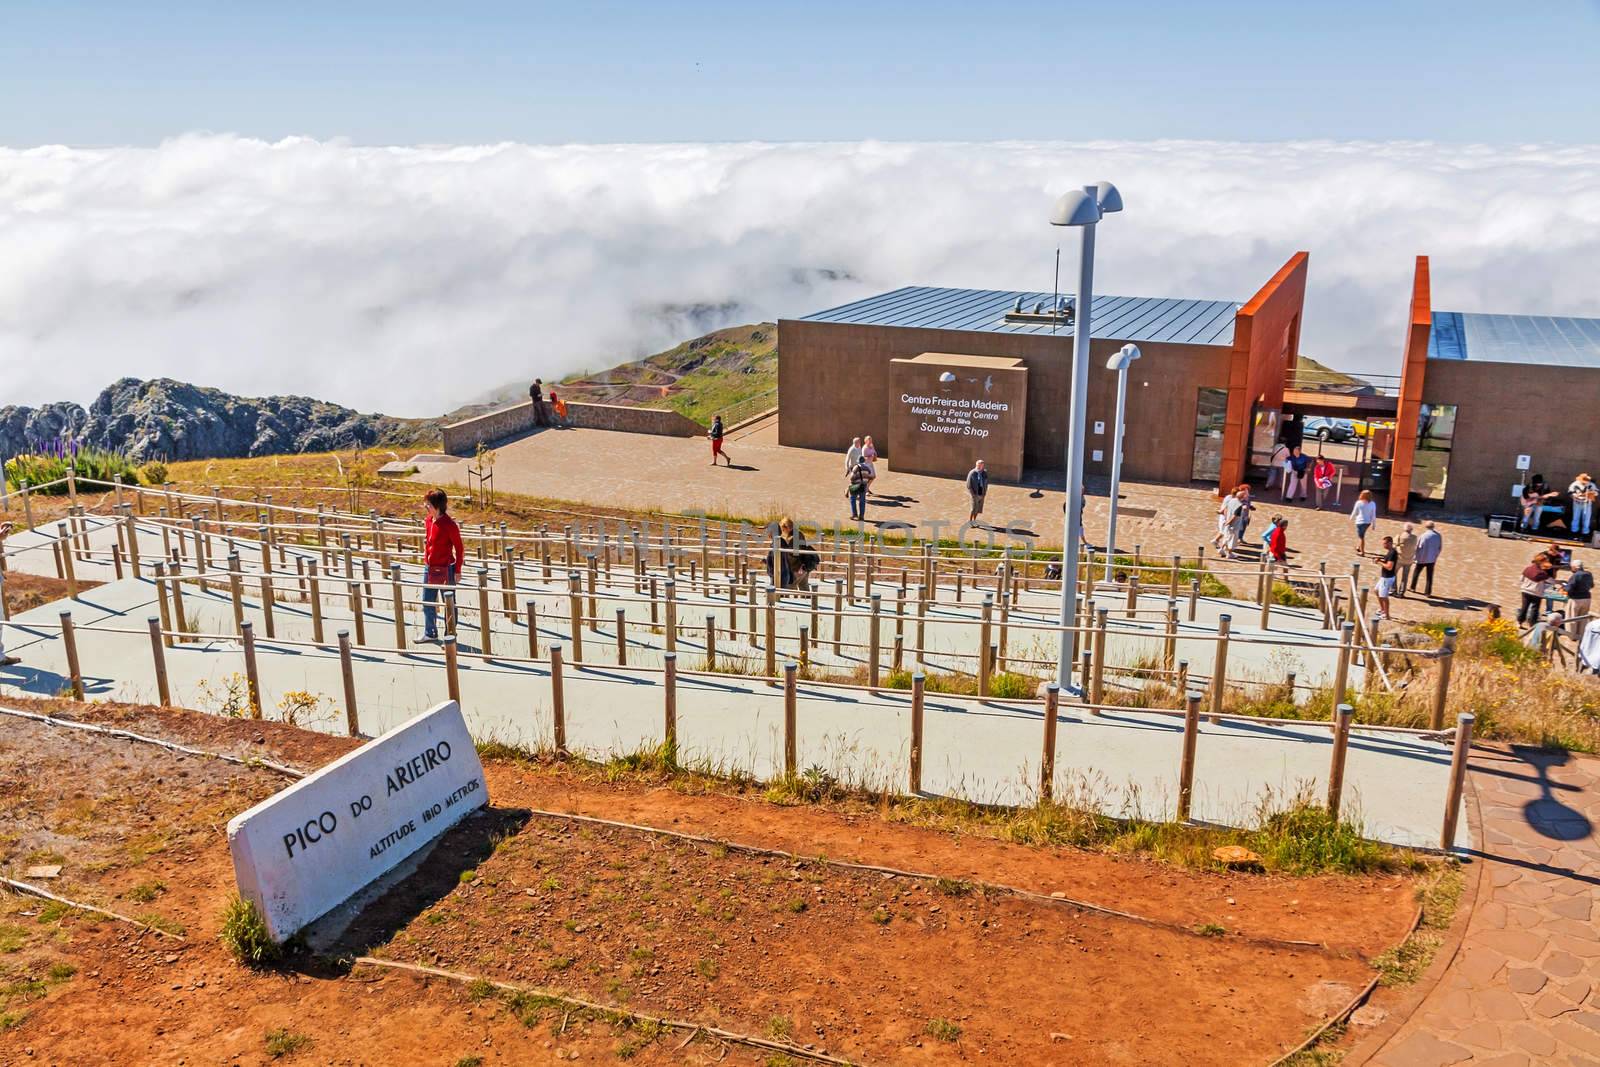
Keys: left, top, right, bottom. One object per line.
{"left": 0, "top": 697, "right": 1426, "bottom": 1065}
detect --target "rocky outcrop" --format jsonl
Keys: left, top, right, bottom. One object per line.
{"left": 0, "top": 378, "right": 437, "bottom": 462}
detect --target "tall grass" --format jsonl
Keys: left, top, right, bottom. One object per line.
{"left": 6, "top": 448, "right": 141, "bottom": 494}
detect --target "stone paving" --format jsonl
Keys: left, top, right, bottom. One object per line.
{"left": 1369, "top": 748, "right": 1600, "bottom": 1066}
{"left": 414, "top": 421, "right": 1595, "bottom": 623}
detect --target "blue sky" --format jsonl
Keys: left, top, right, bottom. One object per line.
{"left": 3, "top": 0, "right": 1598, "bottom": 146}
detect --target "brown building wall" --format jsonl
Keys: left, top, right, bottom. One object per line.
{"left": 777, "top": 318, "right": 1232, "bottom": 483}
{"left": 1387, "top": 256, "right": 1433, "bottom": 513}
{"left": 1220, "top": 252, "right": 1309, "bottom": 491}
{"left": 1422, "top": 360, "right": 1600, "bottom": 515}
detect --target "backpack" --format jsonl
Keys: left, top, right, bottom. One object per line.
{"left": 849, "top": 463, "right": 869, "bottom": 490}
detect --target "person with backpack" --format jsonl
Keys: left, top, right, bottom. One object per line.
{"left": 847, "top": 456, "right": 870, "bottom": 522}
{"left": 966, "top": 459, "right": 989, "bottom": 525}
{"left": 708, "top": 414, "right": 730, "bottom": 466}
{"left": 765, "top": 517, "right": 820, "bottom": 591}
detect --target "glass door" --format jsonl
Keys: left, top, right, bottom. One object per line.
{"left": 1191, "top": 387, "right": 1228, "bottom": 482}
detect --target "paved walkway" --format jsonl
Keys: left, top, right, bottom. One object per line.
{"left": 412, "top": 423, "right": 1594, "bottom": 622}
{"left": 1370, "top": 748, "right": 1600, "bottom": 1066}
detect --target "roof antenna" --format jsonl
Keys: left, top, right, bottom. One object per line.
{"left": 1051, "top": 245, "right": 1061, "bottom": 335}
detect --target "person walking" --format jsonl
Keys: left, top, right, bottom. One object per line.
{"left": 529, "top": 378, "right": 547, "bottom": 427}
{"left": 1395, "top": 522, "right": 1419, "bottom": 598}
{"left": 845, "top": 437, "right": 863, "bottom": 475}
{"left": 1313, "top": 455, "right": 1337, "bottom": 509}
{"left": 708, "top": 414, "right": 730, "bottom": 466}
{"left": 1267, "top": 515, "right": 1289, "bottom": 563}
{"left": 420, "top": 488, "right": 465, "bottom": 643}
{"left": 764, "top": 517, "right": 819, "bottom": 591}
{"left": 1571, "top": 473, "right": 1597, "bottom": 537}
{"left": 1376, "top": 535, "right": 1399, "bottom": 620}
{"left": 1565, "top": 560, "right": 1594, "bottom": 636}
{"left": 1518, "top": 553, "right": 1556, "bottom": 628}
{"left": 1351, "top": 490, "right": 1378, "bottom": 556}
{"left": 1219, "top": 486, "right": 1248, "bottom": 559}
{"left": 847, "top": 454, "right": 870, "bottom": 523}
{"left": 862, "top": 436, "right": 880, "bottom": 492}
{"left": 966, "top": 459, "right": 989, "bottom": 525}
{"left": 1411, "top": 520, "right": 1442, "bottom": 596}
{"left": 0, "top": 521, "right": 18, "bottom": 668}
{"left": 1288, "top": 447, "right": 1311, "bottom": 502}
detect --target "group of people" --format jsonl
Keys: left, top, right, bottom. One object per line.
{"left": 1519, "top": 472, "right": 1597, "bottom": 537}
{"left": 1211, "top": 483, "right": 1294, "bottom": 563}
{"left": 527, "top": 378, "right": 570, "bottom": 428}
{"left": 1269, "top": 443, "right": 1341, "bottom": 510}
{"left": 1368, "top": 520, "right": 1444, "bottom": 619}
{"left": 1516, "top": 543, "right": 1592, "bottom": 633}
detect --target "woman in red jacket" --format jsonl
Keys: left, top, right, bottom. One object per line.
{"left": 1268, "top": 516, "right": 1289, "bottom": 563}
{"left": 421, "top": 488, "right": 465, "bottom": 642}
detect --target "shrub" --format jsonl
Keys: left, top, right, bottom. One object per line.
{"left": 138, "top": 461, "right": 169, "bottom": 486}
{"left": 220, "top": 895, "right": 280, "bottom": 966}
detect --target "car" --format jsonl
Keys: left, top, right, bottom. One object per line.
{"left": 1304, "top": 416, "right": 1356, "bottom": 442}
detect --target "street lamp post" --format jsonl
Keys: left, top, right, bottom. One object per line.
{"left": 1103, "top": 343, "right": 1142, "bottom": 580}
{"left": 1050, "top": 182, "right": 1122, "bottom": 691}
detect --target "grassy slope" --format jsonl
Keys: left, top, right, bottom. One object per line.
{"left": 558, "top": 323, "right": 777, "bottom": 425}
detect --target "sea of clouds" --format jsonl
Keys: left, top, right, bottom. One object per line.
{"left": 2, "top": 136, "right": 1597, "bottom": 416}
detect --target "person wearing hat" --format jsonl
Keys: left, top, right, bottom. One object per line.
{"left": 1565, "top": 560, "right": 1593, "bottom": 637}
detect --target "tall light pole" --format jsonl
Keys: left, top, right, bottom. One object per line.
{"left": 1103, "top": 343, "right": 1141, "bottom": 580}
{"left": 1050, "top": 181, "right": 1122, "bottom": 691}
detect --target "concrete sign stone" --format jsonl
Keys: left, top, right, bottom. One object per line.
{"left": 227, "top": 700, "right": 487, "bottom": 942}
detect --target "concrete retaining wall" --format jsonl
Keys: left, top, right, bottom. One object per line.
{"left": 442, "top": 400, "right": 705, "bottom": 456}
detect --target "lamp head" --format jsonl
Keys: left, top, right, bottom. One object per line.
{"left": 1105, "top": 343, "right": 1142, "bottom": 371}
{"left": 1050, "top": 188, "right": 1101, "bottom": 227}
{"left": 1093, "top": 181, "right": 1123, "bottom": 214}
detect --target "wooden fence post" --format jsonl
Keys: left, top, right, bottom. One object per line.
{"left": 443, "top": 634, "right": 461, "bottom": 704}
{"left": 1178, "top": 690, "right": 1202, "bottom": 822}
{"left": 567, "top": 572, "right": 583, "bottom": 662}
{"left": 1163, "top": 599, "right": 1178, "bottom": 674}
{"left": 765, "top": 587, "right": 778, "bottom": 677}
{"left": 242, "top": 620, "right": 262, "bottom": 718}
{"left": 154, "top": 561, "right": 174, "bottom": 649}
{"left": 59, "top": 611, "right": 84, "bottom": 700}
{"left": 1040, "top": 682, "right": 1060, "bottom": 804}
{"left": 391, "top": 564, "right": 406, "bottom": 650}
{"left": 1259, "top": 559, "right": 1274, "bottom": 629}
{"left": 978, "top": 593, "right": 993, "bottom": 697}
{"left": 1209, "top": 614, "right": 1231, "bottom": 724}
{"left": 909, "top": 671, "right": 925, "bottom": 794}
{"left": 663, "top": 652, "right": 677, "bottom": 752}
{"left": 1090, "top": 607, "right": 1108, "bottom": 711}
{"left": 526, "top": 600, "right": 538, "bottom": 658}
{"left": 308, "top": 560, "right": 324, "bottom": 646}
{"left": 1430, "top": 628, "right": 1458, "bottom": 731}
{"left": 259, "top": 574, "right": 276, "bottom": 639}
{"left": 783, "top": 660, "right": 798, "bottom": 777}
{"left": 1188, "top": 577, "right": 1199, "bottom": 622}
{"left": 1440, "top": 713, "right": 1475, "bottom": 850}
{"left": 549, "top": 643, "right": 567, "bottom": 754}
{"left": 868, "top": 593, "right": 882, "bottom": 689}
{"left": 1328, "top": 703, "right": 1354, "bottom": 819}
{"left": 147, "top": 616, "right": 171, "bottom": 706}
{"left": 1333, "top": 620, "right": 1355, "bottom": 709}
{"left": 169, "top": 560, "right": 187, "bottom": 644}
{"left": 1168, "top": 554, "right": 1181, "bottom": 600}
{"left": 349, "top": 581, "right": 366, "bottom": 646}
{"left": 57, "top": 523, "right": 77, "bottom": 598}
{"left": 338, "top": 630, "right": 360, "bottom": 736}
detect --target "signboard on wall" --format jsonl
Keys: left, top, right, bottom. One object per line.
{"left": 887, "top": 353, "right": 1028, "bottom": 481}
{"left": 227, "top": 701, "right": 487, "bottom": 942}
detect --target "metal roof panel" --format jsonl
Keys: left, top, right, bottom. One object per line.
{"left": 797, "top": 286, "right": 1242, "bottom": 346}
{"left": 1429, "top": 310, "right": 1600, "bottom": 369}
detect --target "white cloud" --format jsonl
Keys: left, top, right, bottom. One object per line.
{"left": 2, "top": 136, "right": 1598, "bottom": 416}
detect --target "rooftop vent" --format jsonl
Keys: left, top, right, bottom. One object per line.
{"left": 1004, "top": 295, "right": 1075, "bottom": 326}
